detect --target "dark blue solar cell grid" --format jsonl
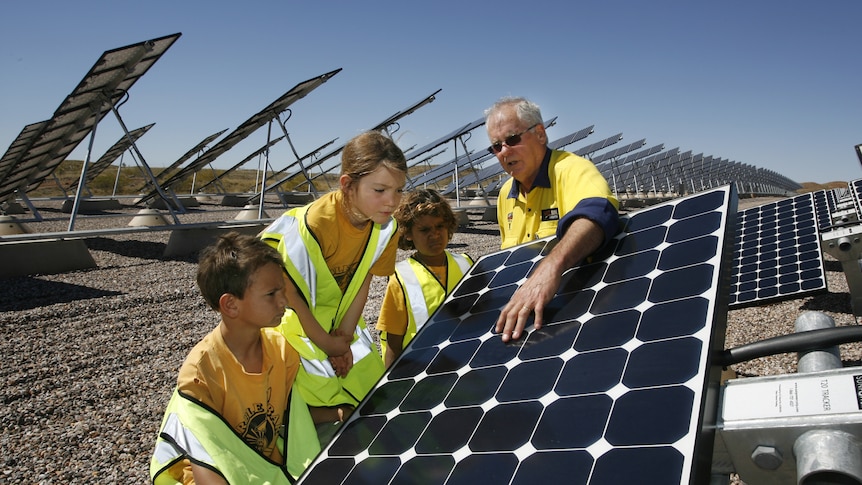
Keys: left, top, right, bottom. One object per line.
{"left": 298, "top": 186, "right": 736, "bottom": 485}
{"left": 811, "top": 189, "right": 833, "bottom": 231}
{"left": 729, "top": 192, "right": 827, "bottom": 308}
{"left": 852, "top": 179, "right": 862, "bottom": 217}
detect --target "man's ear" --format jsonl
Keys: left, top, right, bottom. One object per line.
{"left": 219, "top": 293, "right": 239, "bottom": 318}
{"left": 535, "top": 124, "right": 547, "bottom": 143}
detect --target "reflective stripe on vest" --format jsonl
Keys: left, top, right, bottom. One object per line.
{"left": 296, "top": 327, "right": 375, "bottom": 379}
{"left": 392, "top": 252, "right": 472, "bottom": 350}
{"left": 150, "top": 388, "right": 318, "bottom": 484}
{"left": 260, "top": 203, "right": 393, "bottom": 406}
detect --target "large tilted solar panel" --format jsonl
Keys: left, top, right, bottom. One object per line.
{"left": 0, "top": 33, "right": 181, "bottom": 205}
{"left": 729, "top": 192, "right": 827, "bottom": 309}
{"left": 137, "top": 68, "right": 343, "bottom": 203}
{"left": 298, "top": 185, "right": 737, "bottom": 484}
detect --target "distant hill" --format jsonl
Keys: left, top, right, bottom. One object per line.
{"left": 797, "top": 181, "right": 850, "bottom": 193}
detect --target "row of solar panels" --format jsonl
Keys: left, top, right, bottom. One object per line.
{"left": 0, "top": 34, "right": 184, "bottom": 208}
{"left": 404, "top": 128, "right": 800, "bottom": 199}
{"left": 1, "top": 33, "right": 806, "bottom": 217}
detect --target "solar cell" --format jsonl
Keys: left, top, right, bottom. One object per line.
{"left": 729, "top": 192, "right": 827, "bottom": 308}
{"left": 298, "top": 185, "right": 737, "bottom": 485}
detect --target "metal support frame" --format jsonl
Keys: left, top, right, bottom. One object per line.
{"left": 717, "top": 312, "right": 862, "bottom": 484}
{"left": 821, "top": 223, "right": 862, "bottom": 316}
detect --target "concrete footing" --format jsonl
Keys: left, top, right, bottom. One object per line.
{"left": 0, "top": 215, "right": 29, "bottom": 235}
{"left": 163, "top": 224, "right": 269, "bottom": 257}
{"left": 0, "top": 239, "right": 96, "bottom": 277}
{"left": 61, "top": 198, "right": 122, "bottom": 213}
{"left": 128, "top": 209, "right": 170, "bottom": 227}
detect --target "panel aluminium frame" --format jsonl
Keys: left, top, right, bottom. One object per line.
{"left": 299, "top": 185, "right": 738, "bottom": 485}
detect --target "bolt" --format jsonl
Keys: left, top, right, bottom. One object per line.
{"left": 751, "top": 445, "right": 783, "bottom": 470}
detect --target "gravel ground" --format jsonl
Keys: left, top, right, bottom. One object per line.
{"left": 1, "top": 196, "right": 859, "bottom": 484}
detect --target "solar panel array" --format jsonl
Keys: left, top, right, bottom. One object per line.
{"left": 141, "top": 128, "right": 229, "bottom": 191}
{"left": 729, "top": 192, "right": 827, "bottom": 309}
{"left": 0, "top": 33, "right": 182, "bottom": 206}
{"left": 298, "top": 185, "right": 737, "bottom": 485}
{"left": 136, "top": 68, "right": 343, "bottom": 204}
{"left": 261, "top": 90, "right": 441, "bottom": 196}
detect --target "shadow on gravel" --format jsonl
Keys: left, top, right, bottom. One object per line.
{"left": 458, "top": 226, "right": 499, "bottom": 237}
{"left": 800, "top": 291, "right": 853, "bottom": 314}
{"left": 823, "top": 260, "right": 843, "bottom": 273}
{"left": 85, "top": 237, "right": 167, "bottom": 260}
{"left": 0, "top": 278, "right": 122, "bottom": 311}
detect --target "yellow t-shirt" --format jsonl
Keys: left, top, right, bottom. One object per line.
{"left": 497, "top": 149, "right": 618, "bottom": 249}
{"left": 305, "top": 191, "right": 399, "bottom": 292}
{"left": 171, "top": 327, "right": 300, "bottom": 483}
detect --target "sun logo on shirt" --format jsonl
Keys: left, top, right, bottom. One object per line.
{"left": 240, "top": 389, "right": 280, "bottom": 455}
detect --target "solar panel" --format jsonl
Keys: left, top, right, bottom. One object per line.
{"left": 404, "top": 117, "right": 485, "bottom": 165}
{"left": 254, "top": 138, "right": 338, "bottom": 191}
{"left": 298, "top": 185, "right": 737, "bottom": 484}
{"left": 853, "top": 179, "right": 862, "bottom": 218}
{"left": 729, "top": 192, "right": 827, "bottom": 309}
{"left": 810, "top": 189, "right": 835, "bottom": 232}
{"left": 148, "top": 129, "right": 229, "bottom": 188}
{"left": 67, "top": 123, "right": 155, "bottom": 191}
{"left": 137, "top": 68, "right": 342, "bottom": 202}
{"left": 370, "top": 89, "right": 441, "bottom": 133}
{"left": 590, "top": 139, "right": 646, "bottom": 164}
{"left": 269, "top": 90, "right": 443, "bottom": 192}
{"left": 574, "top": 133, "right": 623, "bottom": 158}
{"left": 424, "top": 118, "right": 568, "bottom": 195}
{"left": 193, "top": 136, "right": 284, "bottom": 193}
{"left": 0, "top": 33, "right": 181, "bottom": 205}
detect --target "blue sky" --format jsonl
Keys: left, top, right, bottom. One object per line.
{"left": 1, "top": 0, "right": 860, "bottom": 186}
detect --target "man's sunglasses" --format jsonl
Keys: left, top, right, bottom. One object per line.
{"left": 487, "top": 123, "right": 539, "bottom": 154}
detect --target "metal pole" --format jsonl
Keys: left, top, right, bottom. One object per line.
{"left": 68, "top": 104, "right": 100, "bottom": 231}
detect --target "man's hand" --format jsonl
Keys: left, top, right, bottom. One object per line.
{"left": 495, "top": 260, "right": 562, "bottom": 342}
{"left": 495, "top": 217, "right": 605, "bottom": 342}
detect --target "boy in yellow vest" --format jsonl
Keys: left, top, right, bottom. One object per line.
{"left": 377, "top": 189, "right": 474, "bottom": 368}
{"left": 150, "top": 232, "right": 317, "bottom": 484}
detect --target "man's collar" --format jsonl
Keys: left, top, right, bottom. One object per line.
{"left": 507, "top": 148, "right": 552, "bottom": 199}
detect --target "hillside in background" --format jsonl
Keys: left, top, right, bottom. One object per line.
{"left": 798, "top": 181, "right": 851, "bottom": 192}
{"left": 26, "top": 160, "right": 335, "bottom": 198}
{"left": 23, "top": 159, "right": 847, "bottom": 199}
